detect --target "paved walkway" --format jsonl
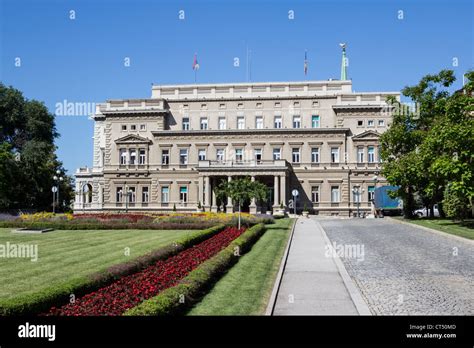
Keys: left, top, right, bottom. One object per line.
{"left": 273, "top": 218, "right": 361, "bottom": 315}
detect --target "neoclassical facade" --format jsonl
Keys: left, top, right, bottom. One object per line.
{"left": 74, "top": 80, "right": 399, "bottom": 216}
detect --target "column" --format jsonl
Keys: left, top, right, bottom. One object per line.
{"left": 280, "top": 174, "right": 287, "bottom": 208}
{"left": 249, "top": 176, "right": 257, "bottom": 214}
{"left": 197, "top": 176, "right": 203, "bottom": 210}
{"left": 226, "top": 176, "right": 233, "bottom": 213}
{"left": 204, "top": 176, "right": 210, "bottom": 210}
{"left": 273, "top": 175, "right": 279, "bottom": 207}
{"left": 211, "top": 177, "right": 218, "bottom": 212}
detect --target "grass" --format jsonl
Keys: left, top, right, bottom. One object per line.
{"left": 187, "top": 218, "right": 294, "bottom": 315}
{"left": 396, "top": 218, "right": 474, "bottom": 240}
{"left": 0, "top": 228, "right": 195, "bottom": 301}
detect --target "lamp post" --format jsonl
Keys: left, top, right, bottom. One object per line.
{"left": 372, "top": 175, "right": 379, "bottom": 218}
{"left": 52, "top": 170, "right": 63, "bottom": 213}
{"left": 352, "top": 186, "right": 364, "bottom": 218}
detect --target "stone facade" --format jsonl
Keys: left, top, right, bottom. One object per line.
{"left": 74, "top": 80, "right": 400, "bottom": 216}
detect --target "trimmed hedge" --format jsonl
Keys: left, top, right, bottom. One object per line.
{"left": 0, "top": 225, "right": 225, "bottom": 316}
{"left": 123, "top": 223, "right": 266, "bottom": 316}
{"left": 0, "top": 221, "right": 215, "bottom": 230}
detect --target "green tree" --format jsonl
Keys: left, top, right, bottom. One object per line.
{"left": 216, "top": 177, "right": 268, "bottom": 229}
{"left": 0, "top": 83, "right": 73, "bottom": 211}
{"left": 381, "top": 70, "right": 473, "bottom": 219}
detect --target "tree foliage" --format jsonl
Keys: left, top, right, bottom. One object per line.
{"left": 380, "top": 70, "right": 474, "bottom": 219}
{"left": 0, "top": 83, "right": 73, "bottom": 211}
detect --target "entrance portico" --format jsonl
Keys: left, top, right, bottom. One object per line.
{"left": 197, "top": 159, "right": 289, "bottom": 214}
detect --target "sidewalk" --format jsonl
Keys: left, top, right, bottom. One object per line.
{"left": 272, "top": 218, "right": 363, "bottom": 315}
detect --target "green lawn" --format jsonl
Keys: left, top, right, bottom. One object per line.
{"left": 398, "top": 218, "right": 474, "bottom": 240}
{"left": 0, "top": 228, "right": 194, "bottom": 301}
{"left": 187, "top": 218, "right": 294, "bottom": 315}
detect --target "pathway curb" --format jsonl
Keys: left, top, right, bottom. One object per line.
{"left": 387, "top": 217, "right": 474, "bottom": 245}
{"left": 317, "top": 220, "right": 372, "bottom": 316}
{"left": 265, "top": 218, "right": 297, "bottom": 316}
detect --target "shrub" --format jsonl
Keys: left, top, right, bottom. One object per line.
{"left": 124, "top": 223, "right": 266, "bottom": 316}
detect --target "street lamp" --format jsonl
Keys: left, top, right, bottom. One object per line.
{"left": 52, "top": 170, "right": 63, "bottom": 213}
{"left": 352, "top": 186, "right": 364, "bottom": 218}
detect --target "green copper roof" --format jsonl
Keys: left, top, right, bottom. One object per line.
{"left": 340, "top": 45, "right": 347, "bottom": 80}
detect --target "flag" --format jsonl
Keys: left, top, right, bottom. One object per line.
{"left": 193, "top": 53, "right": 200, "bottom": 71}
{"left": 304, "top": 50, "right": 308, "bottom": 76}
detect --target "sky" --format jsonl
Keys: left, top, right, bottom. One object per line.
{"left": 1, "top": 0, "right": 473, "bottom": 175}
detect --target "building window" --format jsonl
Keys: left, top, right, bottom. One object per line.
{"left": 182, "top": 117, "right": 190, "bottom": 130}
{"left": 312, "top": 115, "right": 320, "bottom": 128}
{"left": 237, "top": 103, "right": 244, "bottom": 109}
{"left": 142, "top": 187, "right": 149, "bottom": 203}
{"left": 311, "top": 186, "right": 319, "bottom": 203}
{"left": 161, "top": 186, "right": 169, "bottom": 203}
{"left": 311, "top": 147, "right": 320, "bottom": 163}
{"left": 183, "top": 104, "right": 189, "bottom": 110}
{"left": 331, "top": 147, "right": 340, "bottom": 163}
{"left": 129, "top": 187, "right": 136, "bottom": 203}
{"left": 119, "top": 149, "right": 127, "bottom": 165}
{"left": 293, "top": 115, "right": 301, "bottom": 129}
{"left": 368, "top": 146, "right": 375, "bottom": 163}
{"left": 312, "top": 101, "right": 319, "bottom": 107}
{"left": 368, "top": 120, "right": 374, "bottom": 127}
{"left": 116, "top": 187, "right": 123, "bottom": 202}
{"left": 368, "top": 186, "right": 375, "bottom": 201}
{"left": 129, "top": 149, "right": 136, "bottom": 165}
{"left": 161, "top": 149, "right": 170, "bottom": 165}
{"left": 179, "top": 149, "right": 188, "bottom": 165}
{"left": 273, "top": 148, "right": 281, "bottom": 160}
{"left": 237, "top": 116, "right": 245, "bottom": 129}
{"left": 357, "top": 146, "right": 364, "bottom": 163}
{"left": 256, "top": 102, "right": 263, "bottom": 108}
{"left": 357, "top": 120, "right": 363, "bottom": 126}
{"left": 218, "top": 117, "right": 226, "bottom": 130}
{"left": 219, "top": 103, "right": 226, "bottom": 109}
{"left": 200, "top": 118, "right": 208, "bottom": 130}
{"left": 255, "top": 116, "right": 263, "bottom": 129}
{"left": 254, "top": 148, "right": 262, "bottom": 163}
{"left": 201, "top": 103, "right": 207, "bottom": 110}
{"left": 331, "top": 186, "right": 340, "bottom": 203}
{"left": 378, "top": 119, "right": 385, "bottom": 126}
{"left": 292, "top": 148, "right": 300, "bottom": 163}
{"left": 121, "top": 125, "right": 127, "bottom": 131}
{"left": 198, "top": 149, "right": 206, "bottom": 161}
{"left": 216, "top": 148, "right": 225, "bottom": 162}
{"left": 274, "top": 116, "right": 282, "bottom": 129}
{"left": 294, "top": 101, "right": 300, "bottom": 107}
{"left": 131, "top": 125, "right": 136, "bottom": 131}
{"left": 235, "top": 148, "right": 243, "bottom": 162}
{"left": 180, "top": 186, "right": 188, "bottom": 203}
{"left": 139, "top": 149, "right": 146, "bottom": 165}
{"left": 140, "top": 124, "right": 146, "bottom": 131}
{"left": 274, "top": 102, "right": 281, "bottom": 108}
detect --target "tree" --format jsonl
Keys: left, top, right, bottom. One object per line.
{"left": 381, "top": 70, "right": 473, "bottom": 219}
{"left": 0, "top": 83, "right": 73, "bottom": 212}
{"left": 216, "top": 177, "right": 269, "bottom": 229}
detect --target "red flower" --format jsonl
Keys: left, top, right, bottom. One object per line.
{"left": 43, "top": 227, "right": 245, "bottom": 316}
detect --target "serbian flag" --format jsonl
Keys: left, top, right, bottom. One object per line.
{"left": 304, "top": 50, "right": 308, "bottom": 76}
{"left": 193, "top": 53, "right": 200, "bottom": 70}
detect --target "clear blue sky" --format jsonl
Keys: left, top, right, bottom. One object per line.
{"left": 1, "top": 0, "right": 472, "bottom": 175}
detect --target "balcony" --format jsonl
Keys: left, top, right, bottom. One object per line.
{"left": 198, "top": 160, "right": 288, "bottom": 174}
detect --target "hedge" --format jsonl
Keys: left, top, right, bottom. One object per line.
{"left": 0, "top": 224, "right": 225, "bottom": 316}
{"left": 123, "top": 223, "right": 266, "bottom": 316}
{"left": 0, "top": 221, "right": 216, "bottom": 230}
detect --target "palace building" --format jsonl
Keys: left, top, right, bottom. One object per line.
{"left": 74, "top": 78, "right": 399, "bottom": 216}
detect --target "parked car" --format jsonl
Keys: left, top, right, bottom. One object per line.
{"left": 414, "top": 204, "right": 439, "bottom": 217}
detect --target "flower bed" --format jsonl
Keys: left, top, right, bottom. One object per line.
{"left": 0, "top": 212, "right": 273, "bottom": 230}
{"left": 44, "top": 226, "right": 245, "bottom": 316}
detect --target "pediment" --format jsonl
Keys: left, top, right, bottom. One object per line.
{"left": 115, "top": 134, "right": 152, "bottom": 144}
{"left": 352, "top": 130, "right": 381, "bottom": 141}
